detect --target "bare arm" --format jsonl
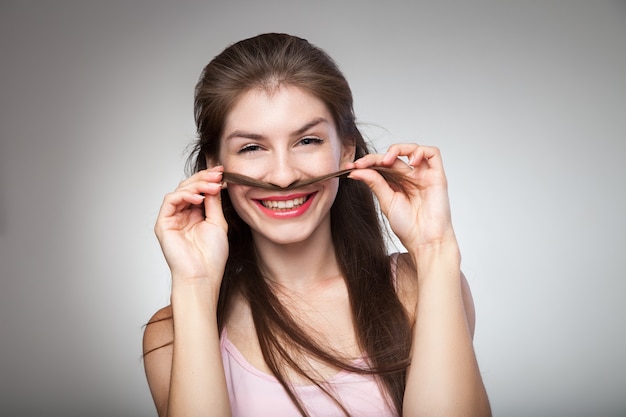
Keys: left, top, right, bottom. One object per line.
{"left": 348, "top": 144, "right": 491, "bottom": 416}
{"left": 167, "top": 281, "right": 230, "bottom": 416}
{"left": 143, "top": 167, "right": 232, "bottom": 417}
{"left": 403, "top": 247, "right": 490, "bottom": 416}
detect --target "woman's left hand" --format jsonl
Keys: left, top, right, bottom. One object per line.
{"left": 345, "top": 143, "right": 457, "bottom": 253}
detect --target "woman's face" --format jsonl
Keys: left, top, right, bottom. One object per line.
{"left": 217, "top": 85, "right": 354, "bottom": 246}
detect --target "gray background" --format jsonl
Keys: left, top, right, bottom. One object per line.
{"left": 1, "top": 1, "right": 625, "bottom": 416}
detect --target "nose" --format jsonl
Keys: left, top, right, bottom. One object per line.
{"left": 265, "top": 152, "right": 301, "bottom": 189}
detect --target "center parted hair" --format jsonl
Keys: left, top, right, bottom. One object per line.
{"left": 188, "top": 33, "right": 412, "bottom": 417}
{"left": 191, "top": 33, "right": 363, "bottom": 171}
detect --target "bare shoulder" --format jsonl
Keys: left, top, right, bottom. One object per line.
{"left": 459, "top": 271, "right": 477, "bottom": 337}
{"left": 393, "top": 253, "right": 476, "bottom": 337}
{"left": 142, "top": 305, "right": 174, "bottom": 416}
{"left": 143, "top": 305, "right": 174, "bottom": 356}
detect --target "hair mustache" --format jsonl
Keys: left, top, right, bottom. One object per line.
{"left": 222, "top": 167, "right": 412, "bottom": 191}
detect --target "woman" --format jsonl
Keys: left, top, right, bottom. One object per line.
{"left": 143, "top": 33, "right": 491, "bottom": 417}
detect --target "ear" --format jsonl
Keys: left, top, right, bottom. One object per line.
{"left": 340, "top": 139, "right": 356, "bottom": 166}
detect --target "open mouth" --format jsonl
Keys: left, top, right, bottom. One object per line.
{"left": 258, "top": 195, "right": 309, "bottom": 210}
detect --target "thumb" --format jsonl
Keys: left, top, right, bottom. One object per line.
{"left": 203, "top": 186, "right": 228, "bottom": 231}
{"left": 348, "top": 169, "right": 395, "bottom": 214}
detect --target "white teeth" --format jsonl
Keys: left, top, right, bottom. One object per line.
{"left": 261, "top": 196, "right": 306, "bottom": 210}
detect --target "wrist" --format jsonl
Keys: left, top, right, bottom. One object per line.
{"left": 171, "top": 278, "right": 221, "bottom": 312}
{"left": 409, "top": 240, "right": 461, "bottom": 281}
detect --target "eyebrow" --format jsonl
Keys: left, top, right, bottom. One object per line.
{"left": 225, "top": 117, "right": 329, "bottom": 141}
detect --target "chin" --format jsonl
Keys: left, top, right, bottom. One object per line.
{"left": 257, "top": 228, "right": 314, "bottom": 246}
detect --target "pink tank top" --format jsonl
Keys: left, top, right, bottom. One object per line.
{"left": 220, "top": 254, "right": 400, "bottom": 417}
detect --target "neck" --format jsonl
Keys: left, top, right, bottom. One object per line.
{"left": 251, "top": 220, "right": 342, "bottom": 292}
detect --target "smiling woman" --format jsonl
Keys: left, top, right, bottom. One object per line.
{"left": 216, "top": 86, "right": 350, "bottom": 244}
{"left": 142, "top": 33, "right": 491, "bottom": 417}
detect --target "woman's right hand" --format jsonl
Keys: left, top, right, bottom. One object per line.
{"left": 154, "top": 166, "right": 229, "bottom": 285}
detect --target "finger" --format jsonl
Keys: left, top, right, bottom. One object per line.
{"left": 177, "top": 166, "right": 224, "bottom": 189}
{"left": 346, "top": 154, "right": 409, "bottom": 169}
{"left": 159, "top": 181, "right": 222, "bottom": 219}
{"left": 347, "top": 169, "right": 396, "bottom": 214}
{"left": 381, "top": 143, "right": 418, "bottom": 165}
{"left": 404, "top": 145, "right": 444, "bottom": 171}
{"left": 203, "top": 190, "right": 228, "bottom": 230}
{"left": 175, "top": 173, "right": 224, "bottom": 199}
{"left": 349, "top": 153, "right": 386, "bottom": 169}
{"left": 157, "top": 189, "right": 206, "bottom": 220}
{"left": 352, "top": 144, "right": 425, "bottom": 170}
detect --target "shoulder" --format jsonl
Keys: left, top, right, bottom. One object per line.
{"left": 143, "top": 305, "right": 174, "bottom": 356}
{"left": 393, "top": 253, "right": 477, "bottom": 338}
{"left": 142, "top": 305, "right": 174, "bottom": 416}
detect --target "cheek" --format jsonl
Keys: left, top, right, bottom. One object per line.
{"left": 329, "top": 180, "right": 340, "bottom": 199}
{"left": 226, "top": 185, "right": 244, "bottom": 204}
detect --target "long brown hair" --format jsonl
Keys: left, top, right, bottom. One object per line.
{"left": 187, "top": 33, "right": 411, "bottom": 416}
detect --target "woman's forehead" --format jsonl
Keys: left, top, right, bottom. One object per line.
{"left": 222, "top": 86, "right": 335, "bottom": 138}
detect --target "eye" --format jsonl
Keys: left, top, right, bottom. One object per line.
{"left": 298, "top": 136, "right": 324, "bottom": 146}
{"left": 238, "top": 143, "right": 262, "bottom": 154}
